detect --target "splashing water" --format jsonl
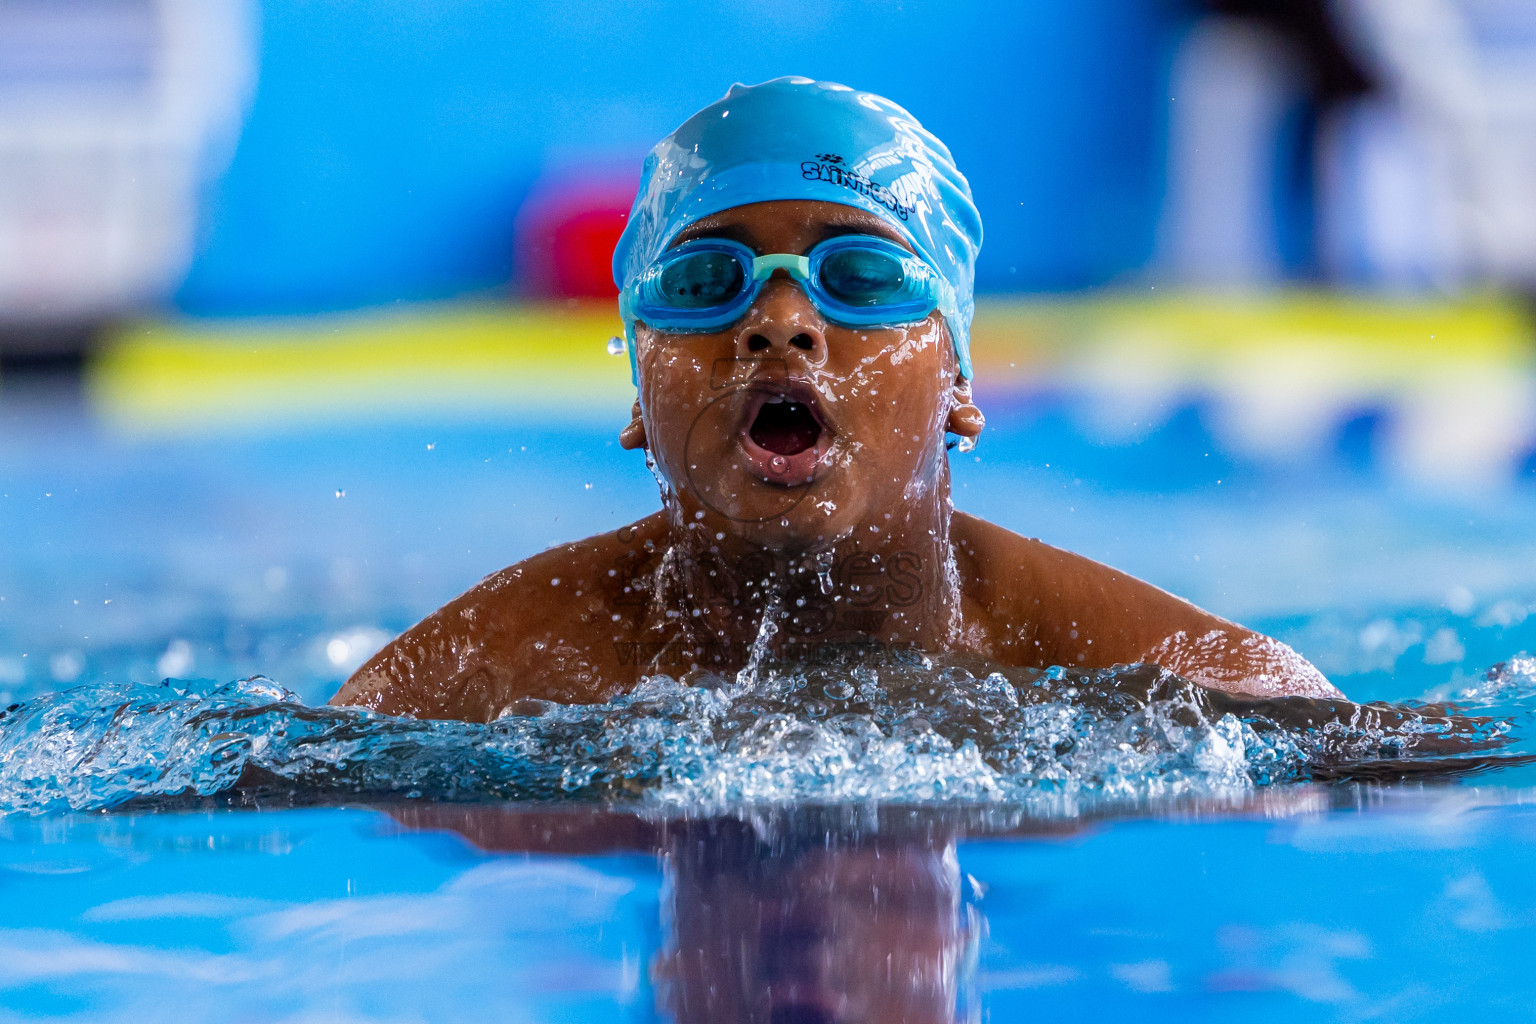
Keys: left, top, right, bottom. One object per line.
{"left": 0, "top": 647, "right": 1524, "bottom": 817}
{"left": 739, "top": 592, "right": 784, "bottom": 682}
{"left": 814, "top": 549, "right": 836, "bottom": 596}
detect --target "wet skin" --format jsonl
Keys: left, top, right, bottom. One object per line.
{"left": 335, "top": 200, "right": 1339, "bottom": 721}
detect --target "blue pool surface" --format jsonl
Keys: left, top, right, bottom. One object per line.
{"left": 5, "top": 380, "right": 1536, "bottom": 1019}
{"left": 4, "top": 796, "right": 1536, "bottom": 1022}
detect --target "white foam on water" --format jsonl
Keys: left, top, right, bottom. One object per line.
{"left": 0, "top": 647, "right": 1522, "bottom": 816}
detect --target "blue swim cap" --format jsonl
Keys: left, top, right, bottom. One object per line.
{"left": 613, "top": 77, "right": 983, "bottom": 380}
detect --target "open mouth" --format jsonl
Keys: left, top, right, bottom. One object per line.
{"left": 749, "top": 396, "right": 822, "bottom": 456}
{"left": 738, "top": 385, "right": 831, "bottom": 485}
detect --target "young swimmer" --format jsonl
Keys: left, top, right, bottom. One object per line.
{"left": 335, "top": 77, "right": 1339, "bottom": 721}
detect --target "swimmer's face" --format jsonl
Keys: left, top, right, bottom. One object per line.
{"left": 628, "top": 199, "right": 974, "bottom": 549}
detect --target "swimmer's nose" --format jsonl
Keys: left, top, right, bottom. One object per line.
{"left": 735, "top": 278, "right": 828, "bottom": 367}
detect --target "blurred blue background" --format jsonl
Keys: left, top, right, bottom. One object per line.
{"left": 178, "top": 0, "right": 1178, "bottom": 312}
{"left": 8, "top": 0, "right": 1536, "bottom": 324}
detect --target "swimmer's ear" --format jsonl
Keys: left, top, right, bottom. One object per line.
{"left": 945, "top": 377, "right": 984, "bottom": 439}
{"left": 618, "top": 399, "right": 648, "bottom": 450}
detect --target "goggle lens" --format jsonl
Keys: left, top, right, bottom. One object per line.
{"left": 657, "top": 250, "right": 746, "bottom": 309}
{"left": 818, "top": 248, "right": 906, "bottom": 307}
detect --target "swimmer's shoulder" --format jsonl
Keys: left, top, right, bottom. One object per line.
{"left": 950, "top": 511, "right": 1169, "bottom": 612}
{"left": 470, "top": 510, "right": 670, "bottom": 621}
{"left": 466, "top": 509, "right": 670, "bottom": 635}
{"left": 949, "top": 512, "right": 1340, "bottom": 698}
{"left": 333, "top": 513, "right": 670, "bottom": 720}
{"left": 949, "top": 511, "right": 1228, "bottom": 667}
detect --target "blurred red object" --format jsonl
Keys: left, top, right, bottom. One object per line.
{"left": 514, "top": 171, "right": 638, "bottom": 299}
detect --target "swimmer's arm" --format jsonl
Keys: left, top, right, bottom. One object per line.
{"left": 954, "top": 513, "right": 1340, "bottom": 699}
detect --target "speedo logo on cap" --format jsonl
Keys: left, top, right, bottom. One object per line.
{"left": 800, "top": 154, "right": 915, "bottom": 222}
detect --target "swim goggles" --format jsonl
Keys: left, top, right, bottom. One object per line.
{"left": 618, "top": 233, "right": 959, "bottom": 383}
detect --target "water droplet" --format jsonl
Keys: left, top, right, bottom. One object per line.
{"left": 956, "top": 436, "right": 977, "bottom": 454}
{"left": 814, "top": 549, "right": 836, "bottom": 595}
{"left": 606, "top": 336, "right": 625, "bottom": 356}
{"left": 770, "top": 455, "right": 788, "bottom": 472}
{"left": 335, "top": 489, "right": 346, "bottom": 498}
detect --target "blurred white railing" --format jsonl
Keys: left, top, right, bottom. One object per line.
{"left": 0, "top": 0, "right": 254, "bottom": 330}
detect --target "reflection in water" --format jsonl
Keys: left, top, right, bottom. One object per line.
{"left": 391, "top": 806, "right": 979, "bottom": 1022}
{"left": 657, "top": 824, "right": 969, "bottom": 1024}
{"left": 386, "top": 797, "right": 1317, "bottom": 1024}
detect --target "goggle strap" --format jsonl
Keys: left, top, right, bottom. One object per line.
{"left": 931, "top": 278, "right": 972, "bottom": 379}
{"left": 617, "top": 291, "right": 641, "bottom": 386}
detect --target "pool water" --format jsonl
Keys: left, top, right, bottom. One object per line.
{"left": 6, "top": 797, "right": 1536, "bottom": 1022}
{"left": 5, "top": 377, "right": 1536, "bottom": 1020}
